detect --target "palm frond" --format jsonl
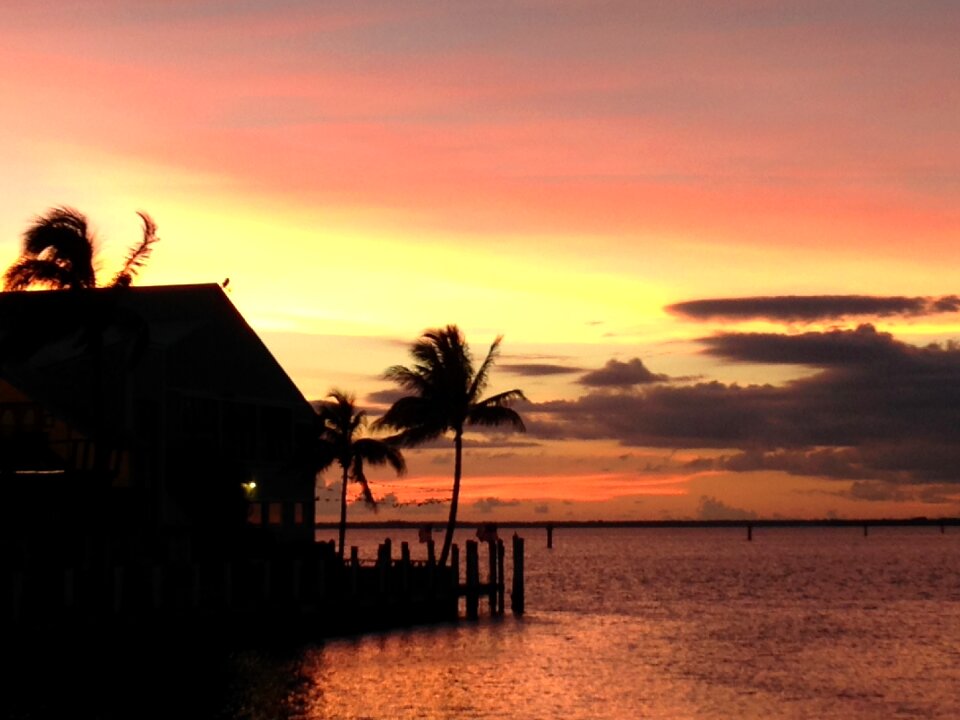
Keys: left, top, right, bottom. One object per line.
{"left": 10, "top": 207, "right": 96, "bottom": 289}
{"left": 3, "top": 259, "right": 77, "bottom": 291}
{"left": 23, "top": 207, "right": 93, "bottom": 258}
{"left": 468, "top": 335, "right": 502, "bottom": 401}
{"left": 383, "top": 364, "right": 431, "bottom": 394}
{"left": 375, "top": 400, "right": 450, "bottom": 448}
{"left": 111, "top": 211, "right": 158, "bottom": 287}
{"left": 354, "top": 437, "right": 407, "bottom": 475}
{"left": 476, "top": 389, "right": 527, "bottom": 407}
{"left": 311, "top": 439, "right": 339, "bottom": 473}
{"left": 467, "top": 404, "right": 526, "bottom": 431}
{"left": 350, "top": 458, "right": 378, "bottom": 509}
{"left": 387, "top": 424, "right": 448, "bottom": 448}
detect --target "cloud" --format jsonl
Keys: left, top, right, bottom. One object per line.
{"left": 667, "top": 295, "right": 960, "bottom": 323}
{"left": 355, "top": 492, "right": 448, "bottom": 515}
{"left": 365, "top": 388, "right": 408, "bottom": 406}
{"left": 847, "top": 481, "right": 909, "bottom": 503}
{"left": 697, "top": 495, "right": 757, "bottom": 521}
{"left": 473, "top": 497, "right": 522, "bottom": 514}
{"left": 825, "top": 481, "right": 960, "bottom": 505}
{"left": 405, "top": 435, "right": 542, "bottom": 451}
{"left": 699, "top": 324, "right": 905, "bottom": 366}
{"left": 578, "top": 357, "right": 668, "bottom": 387}
{"left": 532, "top": 328, "right": 960, "bottom": 485}
{"left": 499, "top": 362, "right": 585, "bottom": 377}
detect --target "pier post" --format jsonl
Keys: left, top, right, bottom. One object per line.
{"left": 451, "top": 544, "right": 460, "bottom": 618}
{"left": 747, "top": 524, "right": 753, "bottom": 541}
{"left": 511, "top": 534, "right": 525, "bottom": 617}
{"left": 547, "top": 524, "right": 553, "bottom": 549}
{"left": 863, "top": 524, "right": 868, "bottom": 537}
{"left": 496, "top": 539, "right": 505, "bottom": 615}
{"left": 400, "top": 542, "right": 410, "bottom": 595}
{"left": 487, "top": 539, "right": 497, "bottom": 614}
{"left": 426, "top": 540, "right": 436, "bottom": 595}
{"left": 350, "top": 546, "right": 359, "bottom": 596}
{"left": 466, "top": 540, "right": 479, "bottom": 620}
{"left": 378, "top": 541, "right": 391, "bottom": 596}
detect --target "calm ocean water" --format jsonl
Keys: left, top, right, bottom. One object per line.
{"left": 291, "top": 526, "right": 960, "bottom": 720}
{"left": 7, "top": 526, "right": 958, "bottom": 719}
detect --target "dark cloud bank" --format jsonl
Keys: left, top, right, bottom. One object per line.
{"left": 668, "top": 295, "right": 960, "bottom": 323}
{"left": 533, "top": 324, "right": 960, "bottom": 490}
{"left": 499, "top": 362, "right": 585, "bottom": 377}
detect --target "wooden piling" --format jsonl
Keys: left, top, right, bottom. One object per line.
{"left": 451, "top": 544, "right": 460, "bottom": 589}
{"left": 863, "top": 523, "right": 868, "bottom": 537}
{"left": 496, "top": 538, "right": 505, "bottom": 615}
{"left": 451, "top": 544, "right": 460, "bottom": 617}
{"left": 511, "top": 534, "right": 525, "bottom": 616}
{"left": 546, "top": 524, "right": 554, "bottom": 549}
{"left": 487, "top": 540, "right": 497, "bottom": 613}
{"left": 426, "top": 540, "right": 436, "bottom": 594}
{"left": 747, "top": 524, "right": 753, "bottom": 541}
{"left": 378, "top": 541, "right": 391, "bottom": 596}
{"left": 465, "top": 540, "right": 480, "bottom": 620}
{"left": 350, "top": 546, "right": 359, "bottom": 596}
{"left": 400, "top": 542, "right": 410, "bottom": 594}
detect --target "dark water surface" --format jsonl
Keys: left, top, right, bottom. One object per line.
{"left": 6, "top": 527, "right": 958, "bottom": 719}
{"left": 296, "top": 526, "right": 960, "bottom": 719}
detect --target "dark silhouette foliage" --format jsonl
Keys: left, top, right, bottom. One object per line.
{"left": 377, "top": 325, "right": 525, "bottom": 566}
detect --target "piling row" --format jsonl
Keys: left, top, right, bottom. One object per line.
{"left": 3, "top": 533, "right": 526, "bottom": 643}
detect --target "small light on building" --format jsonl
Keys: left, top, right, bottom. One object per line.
{"left": 242, "top": 481, "right": 257, "bottom": 497}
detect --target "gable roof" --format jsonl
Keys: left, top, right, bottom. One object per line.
{"left": 0, "top": 284, "right": 312, "bottom": 432}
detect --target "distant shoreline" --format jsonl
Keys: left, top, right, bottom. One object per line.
{"left": 316, "top": 517, "right": 960, "bottom": 530}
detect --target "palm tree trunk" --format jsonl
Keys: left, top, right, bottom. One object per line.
{"left": 438, "top": 430, "right": 463, "bottom": 567}
{"left": 338, "top": 465, "right": 349, "bottom": 560}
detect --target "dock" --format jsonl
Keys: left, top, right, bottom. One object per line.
{"left": 2, "top": 531, "right": 526, "bottom": 647}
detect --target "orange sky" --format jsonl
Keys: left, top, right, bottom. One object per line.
{"left": 2, "top": 2, "right": 959, "bottom": 521}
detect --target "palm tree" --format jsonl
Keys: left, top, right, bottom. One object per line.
{"left": 4, "top": 206, "right": 158, "bottom": 291}
{"left": 376, "top": 325, "right": 526, "bottom": 567}
{"left": 313, "top": 391, "right": 406, "bottom": 559}
{"left": 2, "top": 207, "right": 158, "bottom": 485}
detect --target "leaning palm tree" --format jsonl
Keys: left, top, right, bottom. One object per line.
{"left": 4, "top": 206, "right": 158, "bottom": 291}
{"left": 376, "top": 325, "right": 526, "bottom": 567}
{"left": 314, "top": 391, "right": 406, "bottom": 559}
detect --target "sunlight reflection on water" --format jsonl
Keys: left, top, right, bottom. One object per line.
{"left": 291, "top": 527, "right": 960, "bottom": 720}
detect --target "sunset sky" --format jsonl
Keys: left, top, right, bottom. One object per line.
{"left": 2, "top": 1, "right": 959, "bottom": 522}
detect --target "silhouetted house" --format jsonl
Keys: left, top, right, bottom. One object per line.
{"left": 0, "top": 284, "right": 315, "bottom": 563}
